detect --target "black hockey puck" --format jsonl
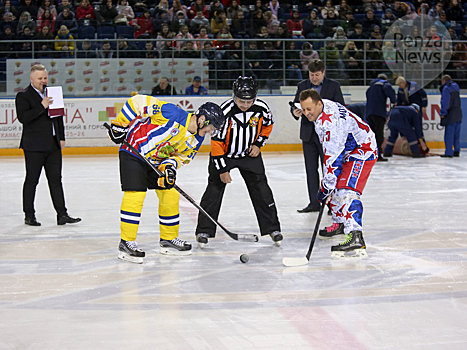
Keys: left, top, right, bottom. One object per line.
{"left": 240, "top": 254, "right": 249, "bottom": 263}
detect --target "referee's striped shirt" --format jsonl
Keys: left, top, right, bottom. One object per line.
{"left": 211, "top": 98, "right": 274, "bottom": 172}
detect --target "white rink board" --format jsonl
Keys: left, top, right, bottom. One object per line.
{"left": 0, "top": 94, "right": 447, "bottom": 148}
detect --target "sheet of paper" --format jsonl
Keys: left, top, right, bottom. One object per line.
{"left": 45, "top": 86, "right": 65, "bottom": 117}
{"left": 45, "top": 86, "right": 64, "bottom": 108}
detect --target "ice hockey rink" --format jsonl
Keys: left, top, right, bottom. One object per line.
{"left": 1, "top": 151, "right": 466, "bottom": 350}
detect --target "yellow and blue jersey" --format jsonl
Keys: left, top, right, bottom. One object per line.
{"left": 115, "top": 94, "right": 203, "bottom": 169}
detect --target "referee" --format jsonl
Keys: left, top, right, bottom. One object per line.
{"left": 195, "top": 76, "right": 282, "bottom": 248}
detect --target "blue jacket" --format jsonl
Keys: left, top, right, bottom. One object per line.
{"left": 388, "top": 106, "right": 424, "bottom": 139}
{"left": 440, "top": 80, "right": 463, "bottom": 126}
{"left": 365, "top": 78, "right": 396, "bottom": 119}
{"left": 397, "top": 81, "right": 428, "bottom": 109}
{"left": 185, "top": 85, "right": 208, "bottom": 96}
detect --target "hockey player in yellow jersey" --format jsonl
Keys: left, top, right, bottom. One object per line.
{"left": 107, "top": 94, "right": 226, "bottom": 263}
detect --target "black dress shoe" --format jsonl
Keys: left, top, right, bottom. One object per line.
{"left": 440, "top": 154, "right": 453, "bottom": 158}
{"left": 57, "top": 214, "right": 82, "bottom": 225}
{"left": 25, "top": 217, "right": 41, "bottom": 226}
{"left": 383, "top": 153, "right": 393, "bottom": 158}
{"left": 454, "top": 152, "right": 460, "bottom": 157}
{"left": 297, "top": 205, "right": 320, "bottom": 213}
{"left": 377, "top": 156, "right": 388, "bottom": 162}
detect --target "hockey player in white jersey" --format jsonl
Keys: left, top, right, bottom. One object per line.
{"left": 299, "top": 89, "right": 377, "bottom": 258}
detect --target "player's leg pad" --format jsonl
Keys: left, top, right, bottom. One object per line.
{"left": 156, "top": 188, "right": 180, "bottom": 241}
{"left": 120, "top": 191, "right": 146, "bottom": 242}
{"left": 319, "top": 223, "right": 344, "bottom": 239}
{"left": 269, "top": 231, "right": 283, "bottom": 246}
{"left": 331, "top": 231, "right": 367, "bottom": 259}
{"left": 160, "top": 237, "right": 192, "bottom": 256}
{"left": 118, "top": 239, "right": 145, "bottom": 264}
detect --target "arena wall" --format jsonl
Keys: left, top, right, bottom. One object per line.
{"left": 1, "top": 92, "right": 466, "bottom": 155}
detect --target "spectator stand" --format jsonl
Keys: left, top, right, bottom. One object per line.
{"left": 77, "top": 25, "right": 96, "bottom": 39}
{"left": 115, "top": 25, "right": 134, "bottom": 39}
{"left": 97, "top": 25, "right": 116, "bottom": 48}
{"left": 1, "top": 0, "right": 467, "bottom": 94}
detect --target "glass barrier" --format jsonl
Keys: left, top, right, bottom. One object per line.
{"left": 0, "top": 37, "right": 465, "bottom": 97}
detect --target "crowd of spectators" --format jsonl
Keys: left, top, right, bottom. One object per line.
{"left": 1, "top": 0, "right": 467, "bottom": 87}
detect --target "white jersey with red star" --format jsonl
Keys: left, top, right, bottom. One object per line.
{"left": 314, "top": 99, "right": 377, "bottom": 192}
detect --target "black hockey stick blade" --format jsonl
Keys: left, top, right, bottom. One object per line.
{"left": 282, "top": 202, "right": 326, "bottom": 267}
{"left": 103, "top": 123, "right": 259, "bottom": 243}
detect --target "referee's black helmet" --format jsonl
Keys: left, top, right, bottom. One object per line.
{"left": 233, "top": 76, "right": 258, "bottom": 100}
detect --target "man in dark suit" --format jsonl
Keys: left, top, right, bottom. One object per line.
{"left": 291, "top": 59, "right": 345, "bottom": 213}
{"left": 16, "top": 64, "right": 81, "bottom": 226}
{"left": 151, "top": 77, "right": 178, "bottom": 96}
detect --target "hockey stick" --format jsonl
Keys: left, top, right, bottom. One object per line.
{"left": 282, "top": 202, "right": 326, "bottom": 267}
{"left": 104, "top": 123, "right": 258, "bottom": 242}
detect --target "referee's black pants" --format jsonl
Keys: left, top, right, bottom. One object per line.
{"left": 195, "top": 154, "right": 281, "bottom": 237}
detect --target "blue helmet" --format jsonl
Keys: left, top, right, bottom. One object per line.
{"left": 195, "top": 102, "right": 225, "bottom": 129}
{"left": 233, "top": 76, "right": 258, "bottom": 100}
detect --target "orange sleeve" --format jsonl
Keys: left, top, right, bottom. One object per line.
{"left": 211, "top": 139, "right": 226, "bottom": 157}
{"left": 211, "top": 121, "right": 231, "bottom": 156}
{"left": 260, "top": 123, "right": 273, "bottom": 139}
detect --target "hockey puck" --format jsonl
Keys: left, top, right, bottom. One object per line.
{"left": 240, "top": 254, "right": 249, "bottom": 263}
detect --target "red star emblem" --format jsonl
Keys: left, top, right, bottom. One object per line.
{"left": 335, "top": 205, "right": 345, "bottom": 217}
{"left": 357, "top": 141, "right": 373, "bottom": 157}
{"left": 320, "top": 111, "right": 333, "bottom": 125}
{"left": 329, "top": 202, "right": 337, "bottom": 212}
{"left": 345, "top": 210, "right": 355, "bottom": 220}
{"left": 326, "top": 164, "right": 336, "bottom": 174}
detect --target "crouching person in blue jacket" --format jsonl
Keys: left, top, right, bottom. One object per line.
{"left": 383, "top": 104, "right": 428, "bottom": 158}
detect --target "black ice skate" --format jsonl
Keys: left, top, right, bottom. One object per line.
{"left": 118, "top": 239, "right": 145, "bottom": 264}
{"left": 318, "top": 223, "right": 344, "bottom": 239}
{"left": 196, "top": 233, "right": 210, "bottom": 249}
{"left": 331, "top": 231, "right": 368, "bottom": 259}
{"left": 269, "top": 231, "right": 283, "bottom": 246}
{"left": 160, "top": 237, "right": 192, "bottom": 256}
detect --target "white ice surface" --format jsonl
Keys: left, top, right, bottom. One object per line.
{"left": 1, "top": 151, "right": 467, "bottom": 350}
